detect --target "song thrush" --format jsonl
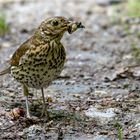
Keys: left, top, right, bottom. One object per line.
{"left": 0, "top": 17, "right": 84, "bottom": 118}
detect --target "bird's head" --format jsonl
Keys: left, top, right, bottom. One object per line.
{"left": 35, "top": 16, "right": 84, "bottom": 41}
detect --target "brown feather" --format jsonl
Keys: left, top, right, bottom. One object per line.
{"left": 10, "top": 39, "right": 30, "bottom": 66}
{"left": 0, "top": 39, "right": 30, "bottom": 75}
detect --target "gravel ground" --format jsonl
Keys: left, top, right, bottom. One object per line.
{"left": 0, "top": 0, "right": 140, "bottom": 140}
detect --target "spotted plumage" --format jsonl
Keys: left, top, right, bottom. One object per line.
{"left": 11, "top": 39, "right": 65, "bottom": 89}
{"left": 0, "top": 16, "right": 84, "bottom": 117}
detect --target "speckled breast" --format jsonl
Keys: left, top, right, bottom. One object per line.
{"left": 11, "top": 41, "right": 66, "bottom": 89}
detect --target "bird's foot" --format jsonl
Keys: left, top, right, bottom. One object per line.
{"left": 26, "top": 112, "right": 31, "bottom": 118}
{"left": 41, "top": 105, "right": 50, "bottom": 119}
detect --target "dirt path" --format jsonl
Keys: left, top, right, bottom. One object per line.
{"left": 0, "top": 0, "right": 140, "bottom": 139}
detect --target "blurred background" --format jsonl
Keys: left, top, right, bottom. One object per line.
{"left": 0, "top": 0, "right": 140, "bottom": 140}
{"left": 0, "top": 0, "right": 140, "bottom": 67}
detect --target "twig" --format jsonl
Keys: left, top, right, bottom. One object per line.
{"left": 57, "top": 76, "right": 70, "bottom": 80}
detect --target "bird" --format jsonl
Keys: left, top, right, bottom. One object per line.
{"left": 0, "top": 16, "right": 84, "bottom": 118}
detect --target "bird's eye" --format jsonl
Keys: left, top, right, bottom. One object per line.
{"left": 52, "top": 20, "right": 59, "bottom": 26}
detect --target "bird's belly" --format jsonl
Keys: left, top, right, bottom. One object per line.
{"left": 11, "top": 60, "right": 65, "bottom": 89}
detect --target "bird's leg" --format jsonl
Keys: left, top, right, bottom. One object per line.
{"left": 41, "top": 88, "right": 49, "bottom": 118}
{"left": 23, "top": 85, "right": 30, "bottom": 118}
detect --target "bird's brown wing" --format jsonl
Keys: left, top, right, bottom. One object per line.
{"left": 0, "top": 39, "right": 30, "bottom": 75}
{"left": 10, "top": 39, "right": 31, "bottom": 66}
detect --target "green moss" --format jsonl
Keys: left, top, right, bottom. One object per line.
{"left": 126, "top": 0, "right": 140, "bottom": 17}
{"left": 0, "top": 15, "right": 9, "bottom": 35}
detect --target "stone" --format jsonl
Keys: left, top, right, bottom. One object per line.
{"left": 85, "top": 106, "right": 118, "bottom": 124}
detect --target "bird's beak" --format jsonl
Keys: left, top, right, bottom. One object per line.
{"left": 67, "top": 21, "right": 85, "bottom": 34}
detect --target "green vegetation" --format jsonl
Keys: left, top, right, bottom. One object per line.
{"left": 123, "top": 23, "right": 131, "bottom": 35}
{"left": 109, "top": 0, "right": 140, "bottom": 24}
{"left": 126, "top": 0, "right": 140, "bottom": 17}
{"left": 0, "top": 14, "right": 9, "bottom": 35}
{"left": 130, "top": 43, "right": 140, "bottom": 61}
{"left": 114, "top": 122, "right": 123, "bottom": 140}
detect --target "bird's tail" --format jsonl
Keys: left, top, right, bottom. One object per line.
{"left": 0, "top": 67, "right": 11, "bottom": 76}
